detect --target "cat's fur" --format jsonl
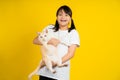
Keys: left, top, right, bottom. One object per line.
{"left": 28, "top": 29, "right": 67, "bottom": 80}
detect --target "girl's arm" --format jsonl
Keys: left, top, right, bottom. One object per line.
{"left": 52, "top": 44, "right": 77, "bottom": 67}
{"left": 33, "top": 36, "right": 60, "bottom": 46}
{"left": 62, "top": 44, "right": 77, "bottom": 64}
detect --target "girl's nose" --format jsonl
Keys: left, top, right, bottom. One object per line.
{"left": 61, "top": 15, "right": 65, "bottom": 19}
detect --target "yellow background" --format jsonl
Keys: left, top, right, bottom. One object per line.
{"left": 0, "top": 0, "right": 120, "bottom": 80}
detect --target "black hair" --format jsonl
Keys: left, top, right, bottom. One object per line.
{"left": 53, "top": 5, "right": 76, "bottom": 32}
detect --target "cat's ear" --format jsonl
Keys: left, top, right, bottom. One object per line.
{"left": 45, "top": 29, "right": 48, "bottom": 33}
{"left": 37, "top": 32, "right": 41, "bottom": 35}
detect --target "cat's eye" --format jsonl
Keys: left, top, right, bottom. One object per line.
{"left": 44, "top": 35, "right": 47, "bottom": 37}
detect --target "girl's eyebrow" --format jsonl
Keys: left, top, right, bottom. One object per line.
{"left": 58, "top": 11, "right": 63, "bottom": 14}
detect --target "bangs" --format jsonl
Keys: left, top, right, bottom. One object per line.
{"left": 56, "top": 5, "right": 72, "bottom": 17}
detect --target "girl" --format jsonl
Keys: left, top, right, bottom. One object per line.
{"left": 33, "top": 5, "right": 80, "bottom": 80}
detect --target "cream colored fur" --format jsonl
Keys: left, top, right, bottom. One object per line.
{"left": 28, "top": 30, "right": 67, "bottom": 80}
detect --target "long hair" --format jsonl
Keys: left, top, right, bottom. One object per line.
{"left": 53, "top": 5, "right": 76, "bottom": 32}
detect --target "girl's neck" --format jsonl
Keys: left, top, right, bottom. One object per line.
{"left": 59, "top": 25, "right": 68, "bottom": 30}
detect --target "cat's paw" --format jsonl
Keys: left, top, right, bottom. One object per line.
{"left": 28, "top": 74, "right": 33, "bottom": 80}
{"left": 28, "top": 76, "right": 32, "bottom": 80}
{"left": 52, "top": 70, "right": 56, "bottom": 74}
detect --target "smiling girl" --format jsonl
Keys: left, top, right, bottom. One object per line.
{"left": 32, "top": 5, "right": 80, "bottom": 80}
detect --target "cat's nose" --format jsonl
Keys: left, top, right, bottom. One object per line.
{"left": 43, "top": 39, "right": 45, "bottom": 41}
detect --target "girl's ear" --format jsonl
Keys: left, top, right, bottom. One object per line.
{"left": 37, "top": 32, "right": 41, "bottom": 35}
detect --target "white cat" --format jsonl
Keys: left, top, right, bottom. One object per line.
{"left": 28, "top": 29, "right": 68, "bottom": 80}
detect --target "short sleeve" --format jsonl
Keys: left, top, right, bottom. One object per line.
{"left": 42, "top": 24, "right": 54, "bottom": 32}
{"left": 69, "top": 29, "right": 80, "bottom": 47}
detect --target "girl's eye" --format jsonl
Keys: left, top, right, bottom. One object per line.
{"left": 65, "top": 14, "right": 69, "bottom": 16}
{"left": 58, "top": 14, "right": 62, "bottom": 16}
{"left": 58, "top": 13, "right": 69, "bottom": 17}
{"left": 40, "top": 36, "right": 43, "bottom": 38}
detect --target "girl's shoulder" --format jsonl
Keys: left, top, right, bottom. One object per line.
{"left": 69, "top": 29, "right": 79, "bottom": 34}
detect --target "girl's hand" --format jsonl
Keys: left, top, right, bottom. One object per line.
{"left": 48, "top": 38, "right": 60, "bottom": 47}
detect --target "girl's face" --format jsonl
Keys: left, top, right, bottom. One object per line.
{"left": 57, "top": 10, "right": 71, "bottom": 27}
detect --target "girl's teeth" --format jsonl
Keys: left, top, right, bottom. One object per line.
{"left": 61, "top": 20, "right": 66, "bottom": 22}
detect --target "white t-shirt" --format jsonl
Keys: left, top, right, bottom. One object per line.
{"left": 37, "top": 25, "right": 80, "bottom": 80}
